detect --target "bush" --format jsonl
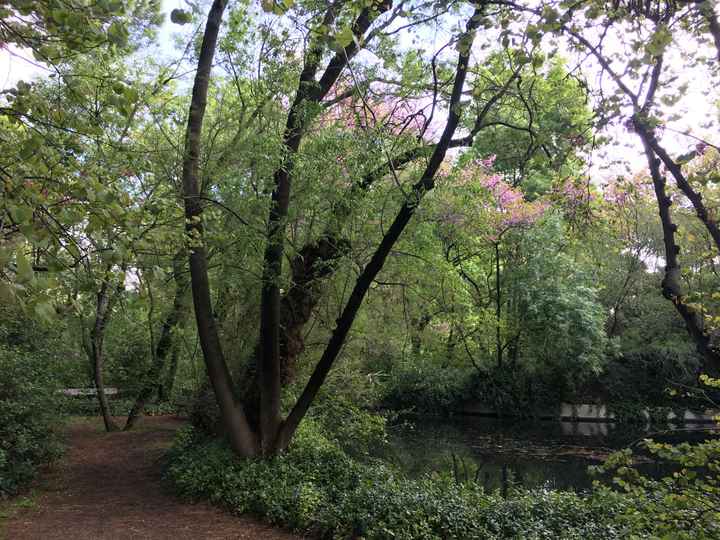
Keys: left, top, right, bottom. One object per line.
{"left": 381, "top": 361, "right": 472, "bottom": 414}
{"left": 592, "top": 439, "right": 720, "bottom": 539}
{"left": 165, "top": 418, "right": 643, "bottom": 539}
{"left": 306, "top": 394, "right": 390, "bottom": 459}
{"left": 0, "top": 346, "right": 64, "bottom": 497}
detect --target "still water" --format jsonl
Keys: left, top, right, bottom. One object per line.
{"left": 385, "top": 416, "right": 718, "bottom": 491}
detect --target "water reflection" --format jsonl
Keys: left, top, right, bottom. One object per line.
{"left": 386, "top": 416, "right": 718, "bottom": 491}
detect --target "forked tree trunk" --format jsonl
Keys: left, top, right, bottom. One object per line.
{"left": 275, "top": 7, "right": 485, "bottom": 450}
{"left": 257, "top": 1, "right": 393, "bottom": 453}
{"left": 637, "top": 121, "right": 720, "bottom": 377}
{"left": 184, "top": 0, "right": 486, "bottom": 456}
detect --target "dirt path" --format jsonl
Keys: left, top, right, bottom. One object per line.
{"left": 2, "top": 416, "right": 302, "bottom": 540}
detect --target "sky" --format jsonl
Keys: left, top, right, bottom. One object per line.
{"left": 0, "top": 0, "right": 716, "bottom": 183}
{"left": 0, "top": 0, "right": 185, "bottom": 91}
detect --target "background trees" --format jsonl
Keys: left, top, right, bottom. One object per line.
{"left": 1, "top": 0, "right": 718, "bottom": 462}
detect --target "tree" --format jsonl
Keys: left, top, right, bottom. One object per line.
{"left": 502, "top": 0, "right": 720, "bottom": 376}
{"left": 181, "top": 0, "right": 497, "bottom": 456}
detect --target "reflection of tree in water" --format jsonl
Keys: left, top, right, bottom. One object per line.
{"left": 387, "top": 417, "right": 714, "bottom": 491}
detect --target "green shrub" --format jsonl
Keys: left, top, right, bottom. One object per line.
{"left": 0, "top": 346, "right": 64, "bottom": 497}
{"left": 381, "top": 361, "right": 472, "bottom": 414}
{"left": 306, "top": 394, "right": 390, "bottom": 459}
{"left": 165, "top": 418, "right": 645, "bottom": 539}
{"left": 592, "top": 439, "right": 720, "bottom": 539}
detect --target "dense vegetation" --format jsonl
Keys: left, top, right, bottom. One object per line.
{"left": 165, "top": 413, "right": 720, "bottom": 539}
{"left": 2, "top": 0, "right": 720, "bottom": 537}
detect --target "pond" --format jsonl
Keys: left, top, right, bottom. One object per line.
{"left": 384, "top": 416, "right": 719, "bottom": 491}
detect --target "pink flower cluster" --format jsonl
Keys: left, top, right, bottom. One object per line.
{"left": 436, "top": 156, "right": 548, "bottom": 242}
{"left": 558, "top": 179, "right": 592, "bottom": 208}
{"left": 320, "top": 90, "right": 426, "bottom": 138}
{"left": 602, "top": 176, "right": 652, "bottom": 207}
{"left": 475, "top": 161, "right": 548, "bottom": 238}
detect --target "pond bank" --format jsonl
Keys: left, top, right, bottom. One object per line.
{"left": 457, "top": 401, "right": 718, "bottom": 429}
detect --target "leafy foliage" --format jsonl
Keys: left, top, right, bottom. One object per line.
{"left": 166, "top": 421, "right": 634, "bottom": 540}
{"left": 0, "top": 346, "right": 64, "bottom": 497}
{"left": 593, "top": 439, "right": 720, "bottom": 539}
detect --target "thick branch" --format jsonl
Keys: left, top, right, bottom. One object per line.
{"left": 257, "top": 0, "right": 392, "bottom": 452}
{"left": 638, "top": 123, "right": 720, "bottom": 376}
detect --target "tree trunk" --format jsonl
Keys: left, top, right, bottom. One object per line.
{"left": 90, "top": 271, "right": 123, "bottom": 432}
{"left": 124, "top": 254, "right": 190, "bottom": 430}
{"left": 638, "top": 127, "right": 720, "bottom": 377}
{"left": 410, "top": 313, "right": 432, "bottom": 356}
{"left": 635, "top": 123, "right": 720, "bottom": 253}
{"left": 494, "top": 242, "right": 502, "bottom": 369}
{"left": 180, "top": 0, "right": 259, "bottom": 457}
{"left": 159, "top": 345, "right": 180, "bottom": 402}
{"left": 256, "top": 2, "right": 393, "bottom": 453}
{"left": 276, "top": 8, "right": 484, "bottom": 450}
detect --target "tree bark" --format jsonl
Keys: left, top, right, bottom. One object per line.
{"left": 159, "top": 345, "right": 180, "bottom": 401}
{"left": 635, "top": 122, "right": 720, "bottom": 252}
{"left": 257, "top": 1, "right": 392, "bottom": 453}
{"left": 240, "top": 149, "right": 426, "bottom": 409}
{"left": 638, "top": 126, "right": 720, "bottom": 376}
{"left": 180, "top": 0, "right": 258, "bottom": 457}
{"left": 410, "top": 312, "right": 432, "bottom": 355}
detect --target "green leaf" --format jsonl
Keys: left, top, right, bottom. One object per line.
{"left": 10, "top": 204, "right": 33, "bottom": 224}
{"left": 0, "top": 281, "right": 15, "bottom": 303}
{"left": 334, "top": 26, "right": 354, "bottom": 49}
{"left": 15, "top": 250, "right": 33, "bottom": 284}
{"left": 170, "top": 9, "right": 191, "bottom": 25}
{"left": 34, "top": 301, "right": 56, "bottom": 321}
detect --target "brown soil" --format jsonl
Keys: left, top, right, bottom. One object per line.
{"left": 1, "top": 416, "right": 302, "bottom": 540}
